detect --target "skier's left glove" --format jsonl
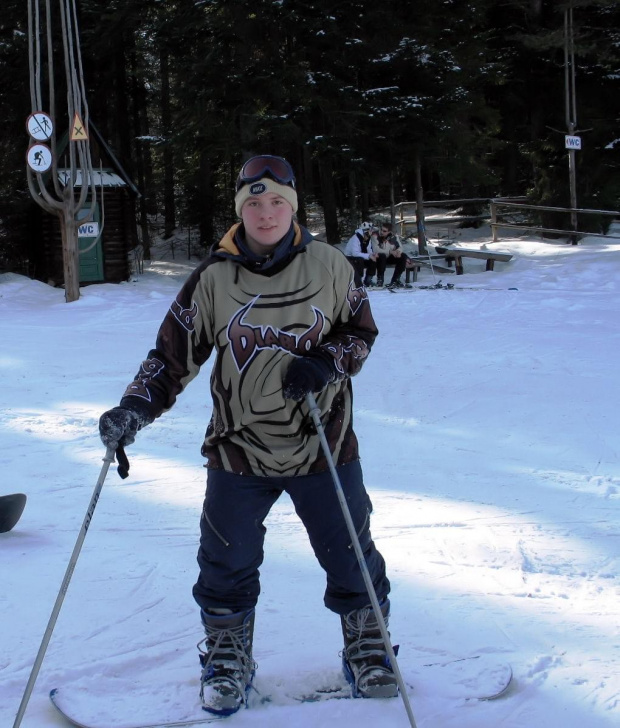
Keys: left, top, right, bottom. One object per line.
{"left": 282, "top": 355, "right": 335, "bottom": 402}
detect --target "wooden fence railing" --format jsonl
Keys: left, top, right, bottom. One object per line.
{"left": 394, "top": 198, "right": 620, "bottom": 244}
{"left": 394, "top": 197, "right": 524, "bottom": 236}
{"left": 489, "top": 200, "right": 620, "bottom": 244}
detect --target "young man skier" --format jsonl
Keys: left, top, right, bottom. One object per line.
{"left": 99, "top": 155, "right": 397, "bottom": 715}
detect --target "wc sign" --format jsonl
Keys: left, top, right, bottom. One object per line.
{"left": 78, "top": 221, "right": 100, "bottom": 237}
{"left": 565, "top": 135, "right": 582, "bottom": 150}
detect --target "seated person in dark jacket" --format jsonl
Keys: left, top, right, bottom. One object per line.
{"left": 371, "top": 222, "right": 407, "bottom": 288}
{"left": 345, "top": 222, "right": 378, "bottom": 286}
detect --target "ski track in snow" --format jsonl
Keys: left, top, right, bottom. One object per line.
{"left": 1, "top": 229, "right": 619, "bottom": 727}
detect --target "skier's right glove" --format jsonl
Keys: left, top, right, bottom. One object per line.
{"left": 99, "top": 406, "right": 152, "bottom": 450}
{"left": 282, "top": 355, "right": 335, "bottom": 402}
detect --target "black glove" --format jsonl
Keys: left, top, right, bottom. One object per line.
{"left": 99, "top": 406, "right": 151, "bottom": 450}
{"left": 282, "top": 356, "right": 335, "bottom": 402}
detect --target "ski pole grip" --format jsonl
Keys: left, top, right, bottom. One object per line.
{"left": 115, "top": 445, "right": 130, "bottom": 479}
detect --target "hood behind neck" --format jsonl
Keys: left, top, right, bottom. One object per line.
{"left": 213, "top": 221, "right": 313, "bottom": 273}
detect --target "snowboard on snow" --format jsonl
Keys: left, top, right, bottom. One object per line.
{"left": 0, "top": 493, "right": 27, "bottom": 533}
{"left": 49, "top": 654, "right": 512, "bottom": 728}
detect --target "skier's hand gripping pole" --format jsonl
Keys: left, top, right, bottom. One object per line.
{"left": 305, "top": 394, "right": 418, "bottom": 728}
{"left": 12, "top": 447, "right": 117, "bottom": 728}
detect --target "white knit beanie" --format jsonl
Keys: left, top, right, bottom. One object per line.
{"left": 235, "top": 177, "right": 298, "bottom": 217}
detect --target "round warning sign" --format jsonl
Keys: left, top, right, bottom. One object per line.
{"left": 26, "top": 112, "right": 54, "bottom": 141}
{"left": 27, "top": 143, "right": 53, "bottom": 173}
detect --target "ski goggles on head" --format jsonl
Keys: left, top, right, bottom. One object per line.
{"left": 236, "top": 155, "right": 296, "bottom": 192}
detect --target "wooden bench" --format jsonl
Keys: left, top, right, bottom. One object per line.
{"left": 407, "top": 256, "right": 455, "bottom": 275}
{"left": 436, "top": 247, "right": 513, "bottom": 275}
{"left": 383, "top": 252, "right": 454, "bottom": 283}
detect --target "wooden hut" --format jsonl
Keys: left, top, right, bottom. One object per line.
{"left": 33, "top": 123, "right": 140, "bottom": 286}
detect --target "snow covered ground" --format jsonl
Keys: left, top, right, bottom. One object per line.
{"left": 1, "top": 223, "right": 619, "bottom": 728}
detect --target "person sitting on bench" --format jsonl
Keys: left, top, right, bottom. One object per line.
{"left": 371, "top": 223, "right": 407, "bottom": 289}
{"left": 345, "top": 222, "right": 378, "bottom": 286}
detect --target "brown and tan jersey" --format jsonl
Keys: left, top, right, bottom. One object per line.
{"left": 121, "top": 223, "right": 378, "bottom": 477}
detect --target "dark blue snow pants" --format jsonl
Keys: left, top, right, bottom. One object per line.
{"left": 192, "top": 459, "right": 390, "bottom": 615}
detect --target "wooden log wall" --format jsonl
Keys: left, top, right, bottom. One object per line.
{"left": 37, "top": 189, "right": 136, "bottom": 286}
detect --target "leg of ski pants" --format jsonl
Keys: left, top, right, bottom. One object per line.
{"left": 365, "top": 258, "right": 377, "bottom": 279}
{"left": 375, "top": 255, "right": 387, "bottom": 281}
{"left": 192, "top": 469, "right": 282, "bottom": 613}
{"left": 346, "top": 257, "right": 365, "bottom": 279}
{"left": 286, "top": 460, "right": 390, "bottom": 615}
{"left": 390, "top": 254, "right": 406, "bottom": 283}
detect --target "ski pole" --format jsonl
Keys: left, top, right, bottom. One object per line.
{"left": 12, "top": 447, "right": 117, "bottom": 728}
{"left": 305, "top": 394, "right": 418, "bottom": 728}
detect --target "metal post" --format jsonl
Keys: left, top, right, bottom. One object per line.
{"left": 12, "top": 448, "right": 115, "bottom": 728}
{"left": 564, "top": 4, "right": 578, "bottom": 243}
{"left": 305, "top": 394, "right": 418, "bottom": 728}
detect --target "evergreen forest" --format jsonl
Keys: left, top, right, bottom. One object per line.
{"left": 1, "top": 0, "right": 619, "bottom": 273}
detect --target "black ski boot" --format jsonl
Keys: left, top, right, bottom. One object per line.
{"left": 341, "top": 599, "right": 398, "bottom": 698}
{"left": 198, "top": 608, "right": 256, "bottom": 715}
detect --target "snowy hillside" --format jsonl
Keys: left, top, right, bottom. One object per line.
{"left": 1, "top": 224, "right": 619, "bottom": 728}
